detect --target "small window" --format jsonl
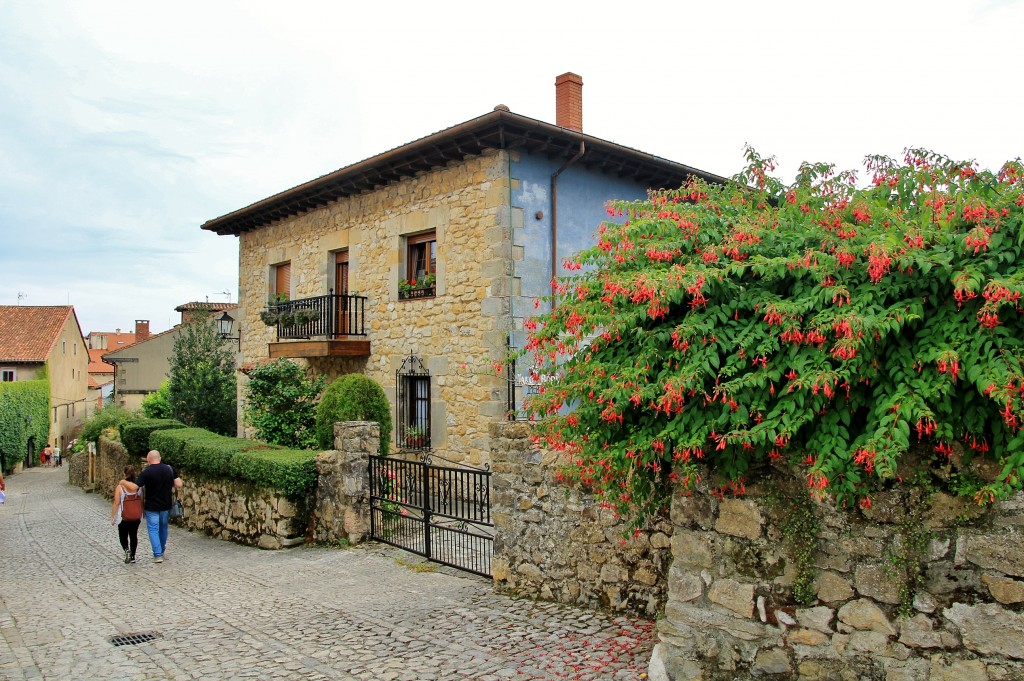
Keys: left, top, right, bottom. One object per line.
{"left": 62, "top": 339, "right": 66, "bottom": 355}
{"left": 1, "top": 370, "right": 14, "bottom": 382}
{"left": 396, "top": 356, "right": 431, "bottom": 450}
{"left": 400, "top": 232, "right": 436, "bottom": 300}
{"left": 274, "top": 261, "right": 292, "bottom": 301}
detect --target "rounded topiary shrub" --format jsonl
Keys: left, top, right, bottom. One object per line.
{"left": 315, "top": 374, "right": 392, "bottom": 454}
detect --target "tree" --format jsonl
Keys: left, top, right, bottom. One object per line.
{"left": 243, "top": 359, "right": 326, "bottom": 449}
{"left": 168, "top": 316, "right": 237, "bottom": 435}
{"left": 522, "top": 147, "right": 1024, "bottom": 518}
{"left": 141, "top": 380, "right": 173, "bottom": 419}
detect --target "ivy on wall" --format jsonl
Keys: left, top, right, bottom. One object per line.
{"left": 0, "top": 378, "right": 50, "bottom": 472}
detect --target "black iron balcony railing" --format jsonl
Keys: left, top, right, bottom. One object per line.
{"left": 264, "top": 291, "right": 367, "bottom": 340}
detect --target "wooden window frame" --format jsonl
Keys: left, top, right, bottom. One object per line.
{"left": 400, "top": 231, "right": 436, "bottom": 300}
{"left": 1, "top": 369, "right": 14, "bottom": 382}
{"left": 273, "top": 261, "right": 292, "bottom": 302}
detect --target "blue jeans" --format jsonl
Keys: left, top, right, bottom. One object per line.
{"left": 144, "top": 509, "right": 169, "bottom": 558}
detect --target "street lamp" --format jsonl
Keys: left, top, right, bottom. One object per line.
{"left": 217, "top": 311, "right": 242, "bottom": 350}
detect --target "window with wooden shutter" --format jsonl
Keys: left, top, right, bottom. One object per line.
{"left": 274, "top": 262, "right": 291, "bottom": 301}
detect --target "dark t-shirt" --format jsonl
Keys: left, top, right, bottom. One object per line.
{"left": 135, "top": 462, "right": 177, "bottom": 512}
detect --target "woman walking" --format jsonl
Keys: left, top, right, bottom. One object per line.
{"left": 110, "top": 465, "right": 143, "bottom": 563}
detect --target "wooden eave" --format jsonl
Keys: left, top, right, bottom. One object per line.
{"left": 201, "top": 109, "right": 730, "bottom": 237}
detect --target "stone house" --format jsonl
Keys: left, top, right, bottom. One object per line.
{"left": 202, "top": 73, "right": 726, "bottom": 464}
{"left": 0, "top": 305, "right": 88, "bottom": 458}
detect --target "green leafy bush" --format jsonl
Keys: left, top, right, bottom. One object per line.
{"left": 118, "top": 418, "right": 186, "bottom": 457}
{"left": 141, "top": 381, "right": 173, "bottom": 419}
{"left": 0, "top": 378, "right": 49, "bottom": 472}
{"left": 243, "top": 359, "right": 326, "bottom": 449}
{"left": 78, "top": 404, "right": 134, "bottom": 444}
{"left": 150, "top": 427, "right": 316, "bottom": 498}
{"left": 523, "top": 148, "right": 1024, "bottom": 518}
{"left": 230, "top": 448, "right": 318, "bottom": 498}
{"left": 315, "top": 374, "right": 391, "bottom": 454}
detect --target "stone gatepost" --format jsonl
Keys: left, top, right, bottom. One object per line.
{"left": 312, "top": 421, "right": 378, "bottom": 545}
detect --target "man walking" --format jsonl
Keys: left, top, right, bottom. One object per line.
{"left": 121, "top": 450, "right": 182, "bottom": 563}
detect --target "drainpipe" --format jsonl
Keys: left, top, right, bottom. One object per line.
{"left": 550, "top": 140, "right": 585, "bottom": 305}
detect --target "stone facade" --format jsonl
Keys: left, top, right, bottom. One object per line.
{"left": 650, "top": 480, "right": 1024, "bottom": 680}
{"left": 237, "top": 151, "right": 512, "bottom": 466}
{"left": 490, "top": 421, "right": 672, "bottom": 616}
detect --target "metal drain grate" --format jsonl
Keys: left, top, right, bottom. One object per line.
{"left": 110, "top": 632, "right": 159, "bottom": 647}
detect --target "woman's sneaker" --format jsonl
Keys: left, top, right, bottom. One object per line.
{"left": 124, "top": 549, "right": 131, "bottom": 564}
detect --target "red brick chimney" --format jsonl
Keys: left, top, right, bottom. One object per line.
{"left": 135, "top": 319, "right": 150, "bottom": 342}
{"left": 555, "top": 72, "right": 583, "bottom": 131}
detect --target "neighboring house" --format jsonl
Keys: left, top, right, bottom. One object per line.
{"left": 85, "top": 320, "right": 150, "bottom": 415}
{"left": 103, "top": 305, "right": 235, "bottom": 412}
{"left": 0, "top": 305, "right": 89, "bottom": 452}
{"left": 202, "top": 73, "right": 726, "bottom": 464}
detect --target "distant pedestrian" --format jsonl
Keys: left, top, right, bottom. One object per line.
{"left": 0, "top": 468, "right": 6, "bottom": 505}
{"left": 42, "top": 445, "right": 52, "bottom": 467}
{"left": 120, "top": 450, "right": 182, "bottom": 563}
{"left": 53, "top": 448, "right": 61, "bottom": 468}
{"left": 110, "top": 466, "right": 142, "bottom": 563}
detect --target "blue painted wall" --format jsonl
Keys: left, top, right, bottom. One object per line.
{"left": 507, "top": 151, "right": 650, "bottom": 410}
{"left": 510, "top": 150, "right": 648, "bottom": 322}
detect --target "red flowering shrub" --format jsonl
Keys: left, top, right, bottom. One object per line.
{"left": 523, "top": 147, "right": 1024, "bottom": 518}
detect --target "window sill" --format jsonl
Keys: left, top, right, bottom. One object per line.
{"left": 398, "top": 287, "right": 436, "bottom": 301}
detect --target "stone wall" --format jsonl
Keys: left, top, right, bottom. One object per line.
{"left": 311, "top": 421, "right": 377, "bottom": 545}
{"left": 176, "top": 477, "right": 308, "bottom": 550}
{"left": 650, "top": 478, "right": 1024, "bottom": 680}
{"left": 490, "top": 421, "right": 672, "bottom": 616}
{"left": 75, "top": 428, "right": 377, "bottom": 551}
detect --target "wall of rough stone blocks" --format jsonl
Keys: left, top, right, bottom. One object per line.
{"left": 490, "top": 421, "right": 673, "bottom": 616}
{"left": 77, "top": 437, "right": 308, "bottom": 550}
{"left": 236, "top": 150, "right": 512, "bottom": 467}
{"left": 311, "top": 421, "right": 377, "bottom": 545}
{"left": 650, "top": 478, "right": 1024, "bottom": 680}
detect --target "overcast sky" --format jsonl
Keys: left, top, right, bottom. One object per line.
{"left": 2, "top": 0, "right": 1021, "bottom": 334}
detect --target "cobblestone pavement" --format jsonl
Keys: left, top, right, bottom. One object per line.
{"left": 0, "top": 467, "right": 654, "bottom": 681}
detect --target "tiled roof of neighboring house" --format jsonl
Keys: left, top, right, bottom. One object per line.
{"left": 88, "top": 348, "right": 114, "bottom": 374}
{"left": 174, "top": 302, "right": 236, "bottom": 312}
{"left": 201, "top": 108, "right": 731, "bottom": 237}
{"left": 0, "top": 306, "right": 77, "bottom": 362}
{"left": 88, "top": 330, "right": 137, "bottom": 347}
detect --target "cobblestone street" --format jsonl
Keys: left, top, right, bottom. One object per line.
{"left": 0, "top": 467, "right": 654, "bottom": 681}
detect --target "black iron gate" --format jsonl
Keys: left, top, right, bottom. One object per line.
{"left": 369, "top": 453, "right": 492, "bottom": 577}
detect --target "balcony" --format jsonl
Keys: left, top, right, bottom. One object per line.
{"left": 264, "top": 292, "right": 371, "bottom": 359}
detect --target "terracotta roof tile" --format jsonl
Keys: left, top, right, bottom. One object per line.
{"left": 88, "top": 348, "right": 114, "bottom": 374}
{"left": 174, "top": 302, "right": 236, "bottom": 312}
{"left": 0, "top": 306, "right": 74, "bottom": 362}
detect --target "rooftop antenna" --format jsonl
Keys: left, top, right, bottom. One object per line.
{"left": 17, "top": 292, "right": 27, "bottom": 305}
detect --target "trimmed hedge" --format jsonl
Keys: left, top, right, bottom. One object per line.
{"left": 315, "top": 374, "right": 391, "bottom": 454}
{"left": 149, "top": 427, "right": 317, "bottom": 499}
{"left": 118, "top": 418, "right": 187, "bottom": 457}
